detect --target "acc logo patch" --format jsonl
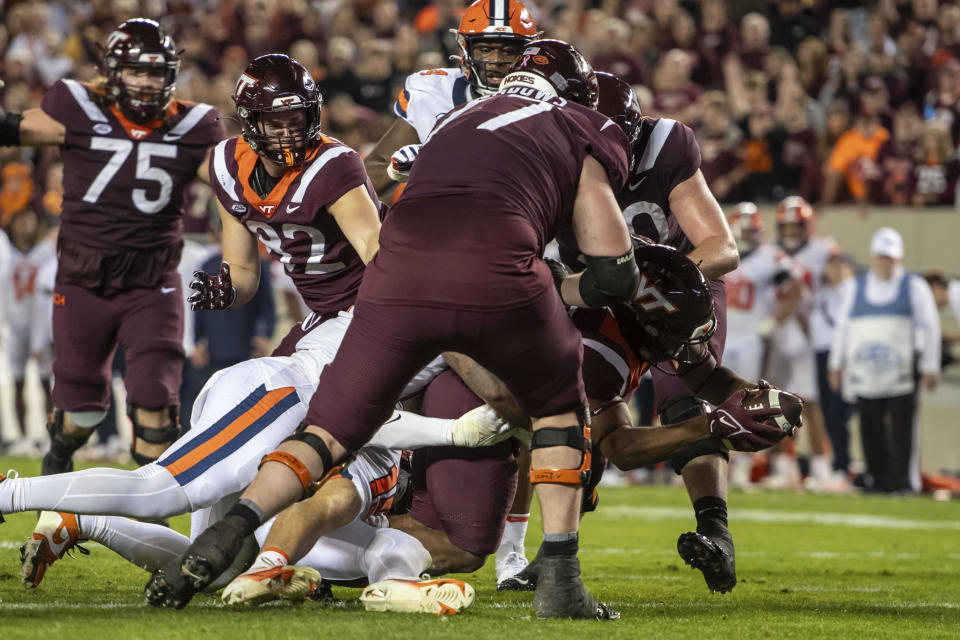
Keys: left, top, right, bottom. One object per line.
{"left": 231, "top": 203, "right": 247, "bottom": 213}
{"left": 93, "top": 123, "right": 113, "bottom": 135}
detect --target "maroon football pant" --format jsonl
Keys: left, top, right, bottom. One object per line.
{"left": 306, "top": 291, "right": 585, "bottom": 454}
{"left": 409, "top": 369, "right": 518, "bottom": 556}
{"left": 650, "top": 277, "right": 728, "bottom": 414}
{"left": 52, "top": 270, "right": 185, "bottom": 412}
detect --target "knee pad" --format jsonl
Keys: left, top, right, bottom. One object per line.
{"left": 128, "top": 404, "right": 181, "bottom": 466}
{"left": 669, "top": 438, "right": 729, "bottom": 475}
{"left": 48, "top": 409, "right": 97, "bottom": 455}
{"left": 529, "top": 407, "right": 592, "bottom": 487}
{"left": 262, "top": 424, "right": 347, "bottom": 500}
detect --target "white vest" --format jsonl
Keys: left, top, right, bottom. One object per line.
{"left": 844, "top": 272, "right": 915, "bottom": 398}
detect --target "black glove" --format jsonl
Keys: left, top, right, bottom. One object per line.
{"left": 188, "top": 262, "right": 237, "bottom": 310}
{"left": 545, "top": 258, "right": 571, "bottom": 297}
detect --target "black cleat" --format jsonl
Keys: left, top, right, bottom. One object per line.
{"left": 677, "top": 531, "right": 737, "bottom": 593}
{"left": 531, "top": 555, "right": 619, "bottom": 620}
{"left": 497, "top": 564, "right": 538, "bottom": 591}
{"left": 145, "top": 516, "right": 248, "bottom": 609}
{"left": 144, "top": 564, "right": 196, "bottom": 609}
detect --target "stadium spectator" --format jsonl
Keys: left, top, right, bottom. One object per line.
{"left": 823, "top": 78, "right": 891, "bottom": 204}
{"left": 651, "top": 49, "right": 700, "bottom": 124}
{"left": 696, "top": 0, "right": 737, "bottom": 90}
{"left": 771, "top": 0, "right": 821, "bottom": 55}
{"left": 829, "top": 227, "right": 941, "bottom": 494}
{"left": 910, "top": 121, "right": 960, "bottom": 206}
{"left": 696, "top": 91, "right": 745, "bottom": 202}
{"left": 738, "top": 12, "right": 771, "bottom": 72}
{"left": 867, "top": 102, "right": 923, "bottom": 205}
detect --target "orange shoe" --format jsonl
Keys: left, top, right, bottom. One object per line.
{"left": 360, "top": 578, "right": 475, "bottom": 615}
{"left": 20, "top": 511, "right": 88, "bottom": 588}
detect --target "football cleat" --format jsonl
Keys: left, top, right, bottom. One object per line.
{"left": 531, "top": 555, "right": 618, "bottom": 620}
{"left": 360, "top": 578, "right": 475, "bottom": 615}
{"left": 20, "top": 511, "right": 89, "bottom": 588}
{"left": 496, "top": 548, "right": 531, "bottom": 589}
{"left": 450, "top": 405, "right": 512, "bottom": 448}
{"left": 145, "top": 516, "right": 248, "bottom": 608}
{"left": 222, "top": 565, "right": 324, "bottom": 607}
{"left": 677, "top": 531, "right": 737, "bottom": 594}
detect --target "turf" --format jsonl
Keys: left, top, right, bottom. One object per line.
{"left": 1, "top": 456, "right": 958, "bottom": 639}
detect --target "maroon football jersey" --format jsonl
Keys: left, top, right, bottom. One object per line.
{"left": 42, "top": 79, "right": 224, "bottom": 252}
{"left": 209, "top": 136, "right": 373, "bottom": 315}
{"left": 557, "top": 117, "right": 701, "bottom": 269}
{"left": 363, "top": 89, "right": 630, "bottom": 310}
{"left": 574, "top": 307, "right": 647, "bottom": 401}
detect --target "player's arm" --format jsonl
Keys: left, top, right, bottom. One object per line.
{"left": 560, "top": 156, "right": 638, "bottom": 308}
{"left": 195, "top": 148, "right": 213, "bottom": 184}
{"left": 590, "top": 398, "right": 710, "bottom": 470}
{"left": 218, "top": 204, "right": 262, "bottom": 306}
{"left": 441, "top": 352, "right": 531, "bottom": 431}
{"left": 1, "top": 106, "right": 65, "bottom": 146}
{"left": 673, "top": 351, "right": 754, "bottom": 406}
{"left": 669, "top": 169, "right": 739, "bottom": 279}
{"left": 364, "top": 117, "right": 420, "bottom": 196}
{"left": 328, "top": 185, "right": 382, "bottom": 264}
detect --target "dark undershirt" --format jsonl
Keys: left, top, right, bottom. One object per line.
{"left": 249, "top": 158, "right": 281, "bottom": 199}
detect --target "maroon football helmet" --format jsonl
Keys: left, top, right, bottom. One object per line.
{"left": 611, "top": 237, "right": 716, "bottom": 367}
{"left": 596, "top": 72, "right": 643, "bottom": 145}
{"left": 500, "top": 39, "right": 598, "bottom": 108}
{"left": 233, "top": 54, "right": 323, "bottom": 167}
{"left": 102, "top": 19, "right": 180, "bottom": 122}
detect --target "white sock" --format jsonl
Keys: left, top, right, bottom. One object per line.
{"left": 80, "top": 514, "right": 190, "bottom": 573}
{"left": 810, "top": 454, "right": 833, "bottom": 481}
{"left": 366, "top": 410, "right": 453, "bottom": 450}
{"left": 248, "top": 547, "right": 289, "bottom": 572}
{"left": 497, "top": 513, "right": 530, "bottom": 558}
{"left": 1, "top": 465, "right": 190, "bottom": 519}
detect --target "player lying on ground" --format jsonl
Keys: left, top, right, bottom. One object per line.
{"left": 0, "top": 345, "right": 511, "bottom": 613}
{"left": 222, "top": 240, "right": 804, "bottom": 606}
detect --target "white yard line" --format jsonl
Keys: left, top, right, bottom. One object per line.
{"left": 593, "top": 506, "right": 960, "bottom": 530}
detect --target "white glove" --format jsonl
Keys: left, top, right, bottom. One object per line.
{"left": 451, "top": 405, "right": 513, "bottom": 447}
{"left": 386, "top": 144, "right": 421, "bottom": 182}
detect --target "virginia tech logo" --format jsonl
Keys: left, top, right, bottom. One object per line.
{"left": 634, "top": 274, "right": 678, "bottom": 313}
{"left": 235, "top": 73, "right": 258, "bottom": 97}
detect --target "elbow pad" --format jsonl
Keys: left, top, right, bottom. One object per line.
{"left": 578, "top": 250, "right": 639, "bottom": 308}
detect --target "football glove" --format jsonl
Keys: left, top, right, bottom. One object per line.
{"left": 707, "top": 387, "right": 801, "bottom": 452}
{"left": 386, "top": 144, "right": 420, "bottom": 182}
{"left": 188, "top": 262, "right": 237, "bottom": 310}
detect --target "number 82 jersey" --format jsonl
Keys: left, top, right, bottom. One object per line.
{"left": 42, "top": 79, "right": 224, "bottom": 252}
{"left": 210, "top": 135, "right": 373, "bottom": 315}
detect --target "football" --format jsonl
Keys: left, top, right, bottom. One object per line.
{"left": 742, "top": 387, "right": 804, "bottom": 436}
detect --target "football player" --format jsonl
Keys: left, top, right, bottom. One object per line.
{"left": 3, "top": 209, "right": 57, "bottom": 451}
{"left": 0, "top": 19, "right": 224, "bottom": 472}
{"left": 765, "top": 196, "right": 839, "bottom": 490}
{"left": 364, "top": 0, "right": 541, "bottom": 584}
{"left": 364, "top": 0, "right": 539, "bottom": 195}
{"left": 541, "top": 71, "right": 742, "bottom": 594}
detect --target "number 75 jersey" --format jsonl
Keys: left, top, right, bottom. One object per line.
{"left": 41, "top": 79, "right": 224, "bottom": 252}
{"left": 209, "top": 135, "right": 373, "bottom": 315}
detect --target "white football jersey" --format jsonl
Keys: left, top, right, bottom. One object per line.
{"left": 725, "top": 243, "right": 793, "bottom": 338}
{"left": 5, "top": 240, "right": 56, "bottom": 331}
{"left": 394, "top": 67, "right": 477, "bottom": 142}
{"left": 785, "top": 236, "right": 836, "bottom": 296}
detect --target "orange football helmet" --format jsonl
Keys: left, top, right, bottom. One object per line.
{"left": 454, "top": 0, "right": 540, "bottom": 95}
{"left": 775, "top": 195, "right": 816, "bottom": 253}
{"left": 729, "top": 202, "right": 765, "bottom": 254}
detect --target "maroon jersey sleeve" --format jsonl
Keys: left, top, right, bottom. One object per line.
{"left": 652, "top": 120, "right": 701, "bottom": 195}
{"left": 40, "top": 80, "right": 79, "bottom": 126}
{"left": 566, "top": 110, "right": 631, "bottom": 193}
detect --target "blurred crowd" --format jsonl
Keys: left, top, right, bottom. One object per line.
{"left": 3, "top": 0, "right": 960, "bottom": 210}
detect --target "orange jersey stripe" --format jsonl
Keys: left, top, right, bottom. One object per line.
{"left": 165, "top": 386, "right": 296, "bottom": 478}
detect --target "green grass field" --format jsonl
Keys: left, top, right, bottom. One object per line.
{"left": 1, "top": 456, "right": 958, "bottom": 639}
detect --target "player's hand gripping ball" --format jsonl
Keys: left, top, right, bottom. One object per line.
{"left": 708, "top": 381, "right": 803, "bottom": 452}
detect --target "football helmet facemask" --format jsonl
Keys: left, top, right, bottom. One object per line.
{"left": 102, "top": 19, "right": 180, "bottom": 123}
{"left": 233, "top": 54, "right": 323, "bottom": 167}
{"left": 453, "top": 0, "right": 539, "bottom": 96}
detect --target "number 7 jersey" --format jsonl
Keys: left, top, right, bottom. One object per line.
{"left": 210, "top": 135, "right": 374, "bottom": 315}
{"left": 41, "top": 79, "right": 224, "bottom": 252}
